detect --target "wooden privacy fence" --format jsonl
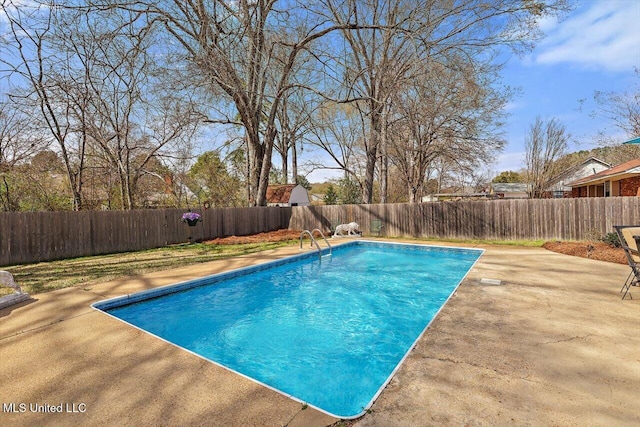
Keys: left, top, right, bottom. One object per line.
{"left": 3, "top": 197, "right": 640, "bottom": 266}
{"left": 0, "top": 207, "right": 292, "bottom": 266}
{"left": 290, "top": 197, "right": 640, "bottom": 241}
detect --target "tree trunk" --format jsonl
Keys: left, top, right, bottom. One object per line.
{"left": 292, "top": 139, "right": 298, "bottom": 184}
{"left": 363, "top": 109, "right": 382, "bottom": 204}
{"left": 255, "top": 131, "right": 275, "bottom": 206}
{"left": 247, "top": 133, "right": 264, "bottom": 206}
{"left": 380, "top": 102, "right": 389, "bottom": 203}
{"left": 280, "top": 136, "right": 289, "bottom": 184}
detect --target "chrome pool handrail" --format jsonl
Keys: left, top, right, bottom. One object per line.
{"left": 299, "top": 229, "right": 332, "bottom": 259}
{"left": 311, "top": 228, "right": 332, "bottom": 257}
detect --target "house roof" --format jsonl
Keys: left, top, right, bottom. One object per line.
{"left": 545, "top": 157, "right": 611, "bottom": 186}
{"left": 266, "top": 184, "right": 297, "bottom": 204}
{"left": 491, "top": 183, "right": 530, "bottom": 193}
{"left": 568, "top": 158, "right": 640, "bottom": 187}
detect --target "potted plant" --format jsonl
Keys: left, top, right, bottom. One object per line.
{"left": 182, "top": 211, "right": 201, "bottom": 227}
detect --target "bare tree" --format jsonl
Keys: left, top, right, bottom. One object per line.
{"left": 586, "top": 68, "right": 640, "bottom": 163}
{"left": 274, "top": 86, "right": 320, "bottom": 184}
{"left": 2, "top": 0, "right": 569, "bottom": 210}
{"left": 321, "top": 0, "right": 568, "bottom": 203}
{"left": 319, "top": 0, "right": 418, "bottom": 203}
{"left": 58, "top": 9, "right": 203, "bottom": 209}
{"left": 0, "top": 98, "right": 49, "bottom": 168}
{"left": 389, "top": 57, "right": 508, "bottom": 202}
{"left": 0, "top": 98, "right": 52, "bottom": 211}
{"left": 306, "top": 101, "right": 368, "bottom": 192}
{"left": 81, "top": 1, "right": 365, "bottom": 206}
{"left": 592, "top": 68, "right": 640, "bottom": 138}
{"left": 1, "top": 3, "right": 87, "bottom": 210}
{"left": 525, "top": 117, "right": 569, "bottom": 198}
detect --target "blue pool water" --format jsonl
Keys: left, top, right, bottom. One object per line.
{"left": 94, "top": 241, "right": 482, "bottom": 418}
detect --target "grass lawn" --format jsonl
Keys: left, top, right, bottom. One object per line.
{"left": 5, "top": 240, "right": 297, "bottom": 295}
{"left": 2, "top": 235, "right": 546, "bottom": 296}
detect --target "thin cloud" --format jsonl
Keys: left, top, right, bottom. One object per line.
{"left": 532, "top": 0, "right": 640, "bottom": 72}
{"left": 0, "top": 1, "right": 48, "bottom": 27}
{"left": 503, "top": 101, "right": 523, "bottom": 112}
{"left": 495, "top": 151, "right": 526, "bottom": 172}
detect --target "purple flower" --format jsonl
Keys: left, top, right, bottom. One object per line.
{"left": 182, "top": 212, "right": 201, "bottom": 222}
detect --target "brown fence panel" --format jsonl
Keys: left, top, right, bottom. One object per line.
{"left": 4, "top": 198, "right": 640, "bottom": 266}
{"left": 0, "top": 207, "right": 291, "bottom": 266}
{"left": 289, "top": 197, "right": 640, "bottom": 242}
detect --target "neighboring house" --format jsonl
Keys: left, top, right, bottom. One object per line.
{"left": 425, "top": 186, "right": 490, "bottom": 201}
{"left": 490, "top": 183, "right": 530, "bottom": 199}
{"left": 145, "top": 174, "right": 195, "bottom": 208}
{"left": 309, "top": 193, "right": 325, "bottom": 205}
{"left": 266, "top": 184, "right": 311, "bottom": 207}
{"left": 569, "top": 158, "right": 640, "bottom": 197}
{"left": 421, "top": 195, "right": 439, "bottom": 202}
{"left": 543, "top": 157, "right": 611, "bottom": 198}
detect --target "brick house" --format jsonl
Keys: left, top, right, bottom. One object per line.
{"left": 543, "top": 157, "right": 611, "bottom": 198}
{"left": 568, "top": 158, "right": 640, "bottom": 197}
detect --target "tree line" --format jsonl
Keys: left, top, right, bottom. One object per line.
{"left": 1, "top": 0, "right": 576, "bottom": 210}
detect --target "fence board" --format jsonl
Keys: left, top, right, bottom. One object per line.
{"left": 0, "top": 207, "right": 291, "bottom": 266}
{"left": 3, "top": 198, "right": 640, "bottom": 266}
{"left": 289, "top": 197, "right": 640, "bottom": 243}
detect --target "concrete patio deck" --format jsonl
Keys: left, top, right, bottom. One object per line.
{"left": 1, "top": 241, "right": 638, "bottom": 426}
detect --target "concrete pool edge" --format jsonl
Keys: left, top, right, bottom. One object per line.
{"left": 91, "top": 242, "right": 333, "bottom": 311}
{"left": 356, "top": 243, "right": 485, "bottom": 419}
{"left": 91, "top": 240, "right": 484, "bottom": 420}
{"left": 2, "top": 241, "right": 639, "bottom": 426}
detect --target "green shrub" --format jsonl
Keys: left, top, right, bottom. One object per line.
{"left": 601, "top": 232, "right": 621, "bottom": 248}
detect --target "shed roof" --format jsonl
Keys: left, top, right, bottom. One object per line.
{"left": 266, "top": 184, "right": 297, "bottom": 204}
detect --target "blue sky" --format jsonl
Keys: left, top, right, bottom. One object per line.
{"left": 495, "top": 0, "right": 640, "bottom": 173}
{"left": 305, "top": 0, "right": 640, "bottom": 181}
{"left": 1, "top": 1, "right": 637, "bottom": 182}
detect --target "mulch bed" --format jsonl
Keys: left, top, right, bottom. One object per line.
{"left": 203, "top": 229, "right": 302, "bottom": 245}
{"left": 542, "top": 241, "right": 626, "bottom": 264}
{"left": 206, "top": 229, "right": 627, "bottom": 265}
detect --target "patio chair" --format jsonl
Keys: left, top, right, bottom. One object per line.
{"left": 370, "top": 219, "right": 385, "bottom": 236}
{"left": 0, "top": 270, "right": 30, "bottom": 310}
{"left": 613, "top": 225, "right": 640, "bottom": 300}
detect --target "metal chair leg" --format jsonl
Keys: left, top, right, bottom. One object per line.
{"left": 621, "top": 271, "right": 632, "bottom": 294}
{"left": 621, "top": 276, "right": 637, "bottom": 300}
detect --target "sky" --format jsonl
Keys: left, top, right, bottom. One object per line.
{"left": 306, "top": 0, "right": 640, "bottom": 182}
{"left": 1, "top": 1, "right": 638, "bottom": 183}
{"left": 492, "top": 0, "right": 640, "bottom": 174}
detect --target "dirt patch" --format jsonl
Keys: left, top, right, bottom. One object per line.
{"left": 542, "top": 241, "right": 626, "bottom": 264}
{"left": 203, "top": 229, "right": 302, "bottom": 245}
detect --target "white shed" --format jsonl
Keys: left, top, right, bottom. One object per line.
{"left": 266, "top": 184, "right": 310, "bottom": 207}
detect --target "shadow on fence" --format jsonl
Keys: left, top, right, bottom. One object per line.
{"left": 0, "top": 207, "right": 292, "bottom": 266}
{"left": 290, "top": 197, "right": 640, "bottom": 242}
{"left": 2, "top": 197, "right": 639, "bottom": 266}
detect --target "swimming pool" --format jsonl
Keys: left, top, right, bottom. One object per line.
{"left": 93, "top": 241, "right": 482, "bottom": 418}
